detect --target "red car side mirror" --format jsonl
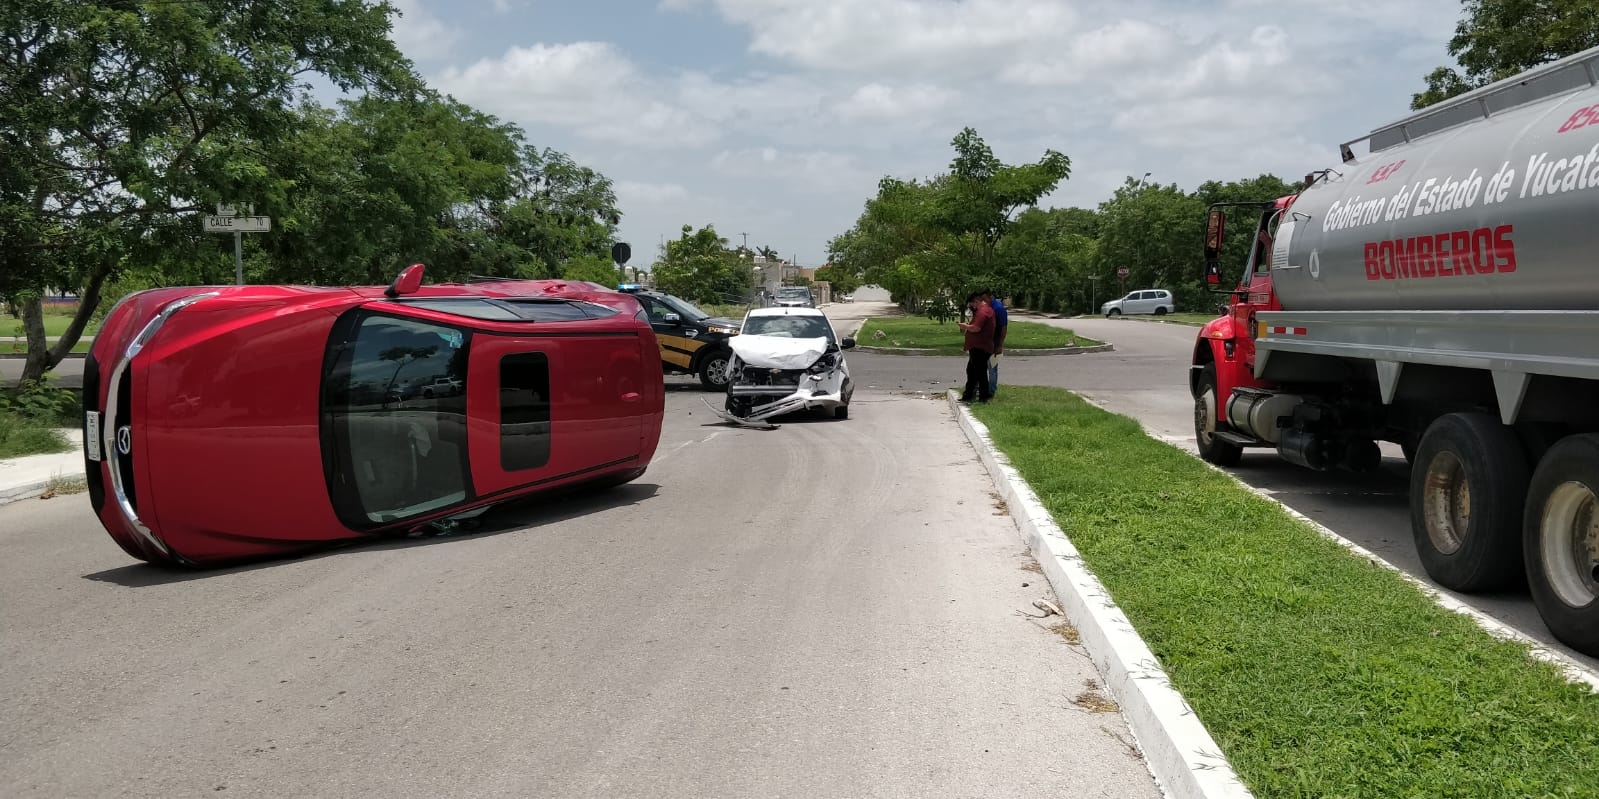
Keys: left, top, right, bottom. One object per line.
{"left": 386, "top": 264, "right": 426, "bottom": 298}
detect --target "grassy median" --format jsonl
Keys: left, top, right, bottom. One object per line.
{"left": 0, "top": 413, "right": 70, "bottom": 459}
{"left": 857, "top": 316, "right": 1099, "bottom": 354}
{"left": 971, "top": 386, "right": 1599, "bottom": 799}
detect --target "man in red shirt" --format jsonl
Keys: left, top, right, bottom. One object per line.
{"left": 957, "top": 291, "right": 995, "bottom": 403}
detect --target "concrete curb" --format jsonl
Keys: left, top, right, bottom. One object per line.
{"left": 0, "top": 479, "right": 56, "bottom": 506}
{"left": 947, "top": 390, "right": 1256, "bottom": 799}
{"left": 854, "top": 343, "right": 1114, "bottom": 357}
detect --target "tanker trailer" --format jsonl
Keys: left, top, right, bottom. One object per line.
{"left": 1189, "top": 44, "right": 1599, "bottom": 656}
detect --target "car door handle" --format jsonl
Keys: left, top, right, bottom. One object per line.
{"left": 622, "top": 392, "right": 641, "bottom": 402}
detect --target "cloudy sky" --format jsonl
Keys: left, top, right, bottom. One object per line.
{"left": 383, "top": 0, "right": 1467, "bottom": 266}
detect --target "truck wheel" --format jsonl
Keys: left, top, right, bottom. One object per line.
{"left": 1523, "top": 434, "right": 1599, "bottom": 656}
{"left": 1409, "top": 412, "right": 1530, "bottom": 592}
{"left": 1194, "top": 363, "right": 1242, "bottom": 467}
{"left": 698, "top": 350, "right": 731, "bottom": 391}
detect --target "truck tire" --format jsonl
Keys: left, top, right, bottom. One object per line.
{"left": 697, "top": 349, "right": 731, "bottom": 391}
{"left": 1409, "top": 412, "right": 1530, "bottom": 592}
{"left": 1522, "top": 434, "right": 1599, "bottom": 656}
{"left": 1194, "top": 363, "right": 1242, "bottom": 467}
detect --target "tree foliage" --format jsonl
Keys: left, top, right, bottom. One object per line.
{"left": 2, "top": 0, "right": 411, "bottom": 380}
{"left": 1412, "top": 0, "right": 1599, "bottom": 108}
{"left": 825, "top": 125, "right": 1301, "bottom": 317}
{"left": 1, "top": 0, "right": 624, "bottom": 385}
{"left": 825, "top": 128, "right": 1070, "bottom": 320}
{"left": 650, "top": 224, "right": 755, "bottom": 305}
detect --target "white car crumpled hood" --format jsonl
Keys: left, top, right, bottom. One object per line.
{"left": 729, "top": 335, "right": 828, "bottom": 370}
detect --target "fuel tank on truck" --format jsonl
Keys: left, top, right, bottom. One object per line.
{"left": 1271, "top": 46, "right": 1599, "bottom": 311}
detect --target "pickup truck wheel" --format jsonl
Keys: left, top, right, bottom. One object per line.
{"left": 1410, "top": 412, "right": 1530, "bottom": 592}
{"left": 1194, "top": 363, "right": 1242, "bottom": 467}
{"left": 1523, "top": 434, "right": 1599, "bottom": 655}
{"left": 698, "top": 350, "right": 731, "bottom": 391}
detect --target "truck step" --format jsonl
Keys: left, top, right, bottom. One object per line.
{"left": 1214, "top": 430, "right": 1263, "bottom": 447}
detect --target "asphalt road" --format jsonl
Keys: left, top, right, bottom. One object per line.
{"left": 0, "top": 335, "right": 1160, "bottom": 798}
{"left": 1, "top": 354, "right": 85, "bottom": 387}
{"left": 852, "top": 313, "right": 1599, "bottom": 674}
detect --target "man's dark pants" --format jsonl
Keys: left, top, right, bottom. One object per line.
{"left": 962, "top": 348, "right": 993, "bottom": 401}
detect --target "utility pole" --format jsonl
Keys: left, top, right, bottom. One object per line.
{"left": 740, "top": 232, "right": 749, "bottom": 251}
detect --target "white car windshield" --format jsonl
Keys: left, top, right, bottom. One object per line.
{"left": 742, "top": 315, "right": 835, "bottom": 343}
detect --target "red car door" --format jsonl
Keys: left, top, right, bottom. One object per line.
{"left": 466, "top": 331, "right": 645, "bottom": 497}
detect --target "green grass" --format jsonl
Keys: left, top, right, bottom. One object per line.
{"left": 0, "top": 413, "right": 71, "bottom": 459}
{"left": 971, "top": 386, "right": 1599, "bottom": 799}
{"left": 1135, "top": 312, "right": 1219, "bottom": 326}
{"left": 699, "top": 303, "right": 753, "bottom": 321}
{"left": 4, "top": 340, "right": 92, "bottom": 354}
{"left": 2, "top": 307, "right": 100, "bottom": 339}
{"left": 857, "top": 316, "right": 1100, "bottom": 354}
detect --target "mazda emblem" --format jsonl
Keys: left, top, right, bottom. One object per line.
{"left": 116, "top": 426, "right": 132, "bottom": 456}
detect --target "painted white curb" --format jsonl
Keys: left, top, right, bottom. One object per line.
{"left": 947, "top": 391, "right": 1256, "bottom": 799}
{"left": 1070, "top": 396, "right": 1599, "bottom": 694}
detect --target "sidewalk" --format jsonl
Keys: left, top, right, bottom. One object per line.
{"left": 0, "top": 429, "right": 86, "bottom": 506}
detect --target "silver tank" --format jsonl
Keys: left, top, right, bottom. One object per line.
{"left": 1273, "top": 54, "right": 1599, "bottom": 311}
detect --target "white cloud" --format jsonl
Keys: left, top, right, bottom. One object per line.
{"left": 616, "top": 180, "right": 691, "bottom": 206}
{"left": 422, "top": 0, "right": 1466, "bottom": 264}
{"left": 833, "top": 83, "right": 957, "bottom": 123}
{"left": 435, "top": 42, "right": 721, "bottom": 149}
{"left": 388, "top": 0, "right": 462, "bottom": 62}
{"left": 680, "top": 0, "right": 1081, "bottom": 76}
{"left": 709, "top": 147, "right": 873, "bottom": 192}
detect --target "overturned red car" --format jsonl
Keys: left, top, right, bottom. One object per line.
{"left": 82, "top": 265, "right": 665, "bottom": 567}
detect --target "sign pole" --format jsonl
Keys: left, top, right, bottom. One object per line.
{"left": 611, "top": 242, "right": 632, "bottom": 285}
{"left": 207, "top": 202, "right": 270, "bottom": 285}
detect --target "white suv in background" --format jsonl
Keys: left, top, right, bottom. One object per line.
{"left": 1101, "top": 289, "right": 1176, "bottom": 317}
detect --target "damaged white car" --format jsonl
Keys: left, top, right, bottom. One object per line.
{"left": 716, "top": 307, "right": 856, "bottom": 426}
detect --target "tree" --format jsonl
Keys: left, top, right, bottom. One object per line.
{"left": 1412, "top": 0, "right": 1599, "bottom": 108}
{"left": 495, "top": 148, "right": 621, "bottom": 278}
{"left": 997, "top": 208, "right": 1098, "bottom": 314}
{"left": 813, "top": 264, "right": 860, "bottom": 296}
{"left": 560, "top": 254, "right": 623, "bottom": 286}
{"left": 651, "top": 224, "right": 753, "bottom": 304}
{"left": 932, "top": 128, "right": 1072, "bottom": 272}
{"left": 1, "top": 0, "right": 413, "bottom": 382}
{"left": 826, "top": 129, "right": 1071, "bottom": 317}
{"left": 253, "top": 92, "right": 528, "bottom": 287}
{"left": 1094, "top": 179, "right": 1206, "bottom": 310}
